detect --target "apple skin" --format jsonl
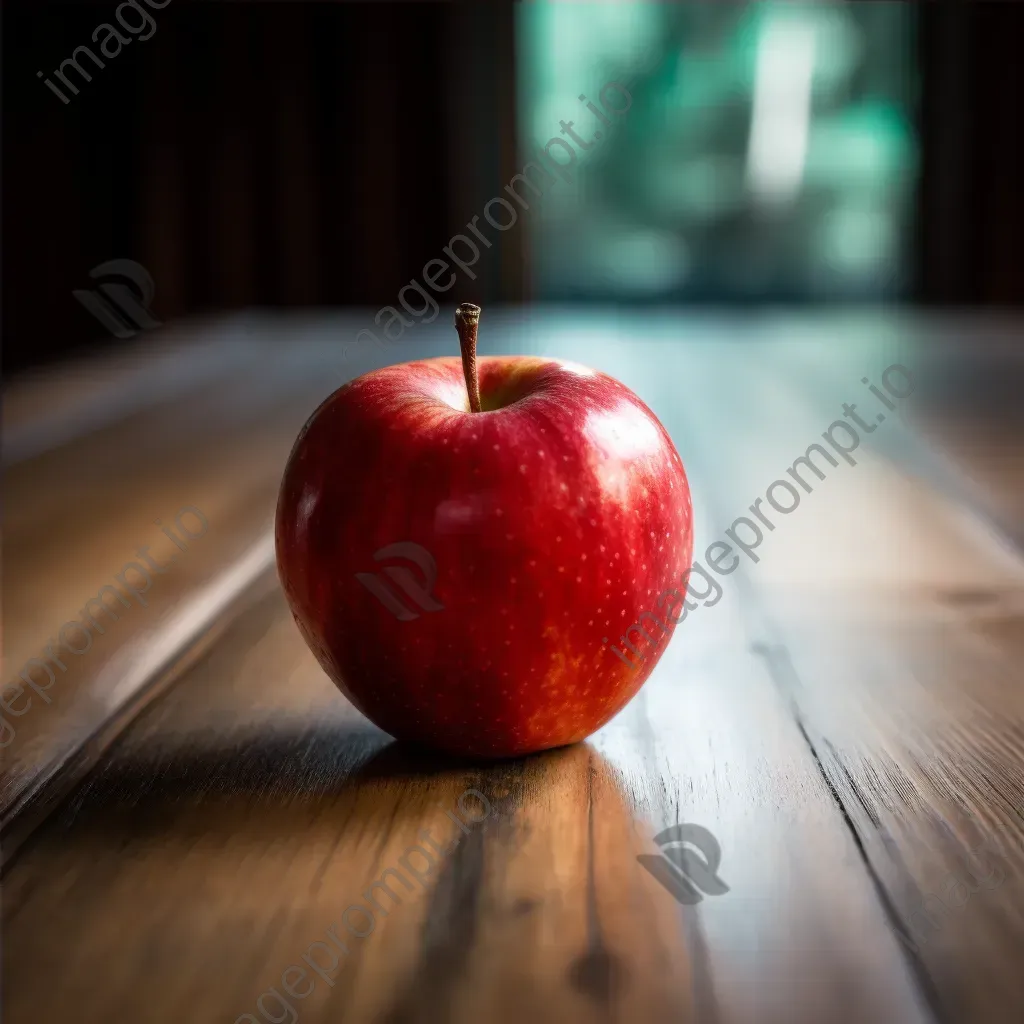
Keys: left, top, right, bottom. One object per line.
{"left": 275, "top": 355, "right": 693, "bottom": 758}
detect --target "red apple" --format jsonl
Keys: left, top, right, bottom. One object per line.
{"left": 276, "top": 305, "right": 693, "bottom": 758}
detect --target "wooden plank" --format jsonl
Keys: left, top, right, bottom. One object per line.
{"left": 665, "top": 329, "right": 1024, "bottom": 1024}
{"left": 1, "top": 324, "right": 318, "bottom": 845}
{"left": 3, "top": 318, "right": 943, "bottom": 1024}
{"left": 2, "top": 578, "right": 933, "bottom": 1024}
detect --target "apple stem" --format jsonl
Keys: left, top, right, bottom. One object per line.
{"left": 455, "top": 302, "right": 482, "bottom": 413}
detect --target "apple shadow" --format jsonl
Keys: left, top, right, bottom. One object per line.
{"left": 12, "top": 720, "right": 588, "bottom": 863}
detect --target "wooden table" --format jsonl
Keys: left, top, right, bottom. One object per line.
{"left": 3, "top": 309, "right": 1023, "bottom": 1024}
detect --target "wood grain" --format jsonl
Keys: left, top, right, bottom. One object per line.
{"left": 664, "top": 330, "right": 1024, "bottom": 1024}
{"left": 4, "top": 311, "right": 1023, "bottom": 1023}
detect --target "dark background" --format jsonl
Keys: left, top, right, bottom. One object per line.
{"left": 2, "top": 1, "right": 1022, "bottom": 379}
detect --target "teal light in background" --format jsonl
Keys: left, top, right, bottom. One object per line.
{"left": 517, "top": 2, "right": 919, "bottom": 302}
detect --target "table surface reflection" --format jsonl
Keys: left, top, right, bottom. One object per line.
{"left": 3, "top": 308, "right": 1024, "bottom": 1024}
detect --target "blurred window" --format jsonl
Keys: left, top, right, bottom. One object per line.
{"left": 518, "top": 2, "right": 918, "bottom": 302}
